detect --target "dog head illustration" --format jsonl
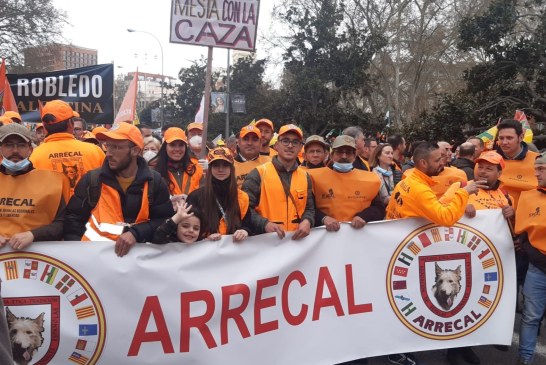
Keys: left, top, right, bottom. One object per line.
{"left": 61, "top": 163, "right": 79, "bottom": 188}
{"left": 6, "top": 308, "right": 45, "bottom": 365}
{"left": 431, "top": 262, "right": 462, "bottom": 311}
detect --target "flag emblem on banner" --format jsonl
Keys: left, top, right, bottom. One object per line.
{"left": 69, "top": 351, "right": 89, "bottom": 365}
{"left": 23, "top": 260, "right": 39, "bottom": 279}
{"left": 4, "top": 260, "right": 18, "bottom": 280}
{"left": 40, "top": 264, "right": 59, "bottom": 284}
{"left": 55, "top": 274, "right": 76, "bottom": 294}
{"left": 484, "top": 272, "right": 498, "bottom": 282}
{"left": 75, "top": 306, "right": 96, "bottom": 320}
{"left": 67, "top": 288, "right": 89, "bottom": 307}
{"left": 79, "top": 324, "right": 98, "bottom": 336}
{"left": 478, "top": 296, "right": 492, "bottom": 308}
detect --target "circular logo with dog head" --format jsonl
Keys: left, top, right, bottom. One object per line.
{"left": 386, "top": 223, "right": 503, "bottom": 340}
{"left": 0, "top": 252, "right": 106, "bottom": 364}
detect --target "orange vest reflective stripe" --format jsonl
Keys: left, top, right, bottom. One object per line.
{"left": 217, "top": 189, "right": 250, "bottom": 234}
{"left": 0, "top": 170, "right": 69, "bottom": 236}
{"left": 515, "top": 189, "right": 546, "bottom": 254}
{"left": 308, "top": 167, "right": 380, "bottom": 221}
{"left": 256, "top": 162, "right": 308, "bottom": 231}
{"left": 499, "top": 151, "right": 538, "bottom": 206}
{"left": 83, "top": 183, "right": 150, "bottom": 241}
{"left": 234, "top": 155, "right": 270, "bottom": 188}
{"left": 168, "top": 166, "right": 203, "bottom": 196}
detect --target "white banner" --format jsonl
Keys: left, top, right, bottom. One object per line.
{"left": 170, "top": 0, "right": 260, "bottom": 51}
{"left": 1, "top": 210, "right": 516, "bottom": 365}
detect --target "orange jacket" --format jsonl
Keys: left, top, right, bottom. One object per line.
{"left": 499, "top": 150, "right": 539, "bottom": 206}
{"left": 167, "top": 165, "right": 203, "bottom": 196}
{"left": 0, "top": 169, "right": 69, "bottom": 236}
{"left": 256, "top": 162, "right": 308, "bottom": 231}
{"left": 308, "top": 167, "right": 380, "bottom": 221}
{"left": 234, "top": 155, "right": 270, "bottom": 188}
{"left": 467, "top": 185, "right": 513, "bottom": 210}
{"left": 82, "top": 183, "right": 150, "bottom": 241}
{"left": 218, "top": 189, "right": 250, "bottom": 234}
{"left": 515, "top": 189, "right": 546, "bottom": 254}
{"left": 29, "top": 133, "right": 105, "bottom": 197}
{"left": 404, "top": 166, "right": 467, "bottom": 198}
{"left": 386, "top": 168, "right": 469, "bottom": 226}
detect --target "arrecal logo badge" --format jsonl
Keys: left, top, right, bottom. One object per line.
{"left": 1, "top": 252, "right": 106, "bottom": 364}
{"left": 386, "top": 223, "right": 503, "bottom": 340}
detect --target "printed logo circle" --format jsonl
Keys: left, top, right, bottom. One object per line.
{"left": 386, "top": 223, "right": 503, "bottom": 340}
{"left": 1, "top": 252, "right": 106, "bottom": 364}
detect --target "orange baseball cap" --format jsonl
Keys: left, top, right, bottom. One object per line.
{"left": 41, "top": 100, "right": 78, "bottom": 124}
{"left": 187, "top": 122, "right": 203, "bottom": 131}
{"left": 0, "top": 116, "right": 13, "bottom": 125}
{"left": 3, "top": 111, "right": 22, "bottom": 123}
{"left": 164, "top": 127, "right": 188, "bottom": 144}
{"left": 278, "top": 124, "right": 303, "bottom": 140}
{"left": 35, "top": 123, "right": 44, "bottom": 130}
{"left": 92, "top": 126, "right": 108, "bottom": 135}
{"left": 255, "top": 118, "right": 274, "bottom": 130}
{"left": 476, "top": 151, "right": 505, "bottom": 169}
{"left": 96, "top": 122, "right": 144, "bottom": 149}
{"left": 82, "top": 131, "right": 98, "bottom": 142}
{"left": 240, "top": 124, "right": 261, "bottom": 139}
{"left": 207, "top": 147, "right": 234, "bottom": 164}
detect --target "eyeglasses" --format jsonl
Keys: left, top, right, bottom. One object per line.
{"left": 2, "top": 142, "right": 29, "bottom": 149}
{"left": 278, "top": 139, "right": 303, "bottom": 147}
{"left": 105, "top": 143, "right": 132, "bottom": 152}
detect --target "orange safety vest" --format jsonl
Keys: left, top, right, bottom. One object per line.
{"left": 308, "top": 167, "right": 380, "bottom": 221}
{"left": 82, "top": 183, "right": 150, "bottom": 241}
{"left": 29, "top": 133, "right": 105, "bottom": 197}
{"left": 467, "top": 185, "right": 512, "bottom": 210}
{"left": 0, "top": 169, "right": 69, "bottom": 236}
{"left": 168, "top": 165, "right": 203, "bottom": 196}
{"left": 386, "top": 168, "right": 469, "bottom": 227}
{"left": 256, "top": 162, "right": 308, "bottom": 231}
{"left": 515, "top": 189, "right": 546, "bottom": 254}
{"left": 234, "top": 155, "right": 270, "bottom": 188}
{"left": 499, "top": 151, "right": 539, "bottom": 206}
{"left": 217, "top": 189, "right": 250, "bottom": 234}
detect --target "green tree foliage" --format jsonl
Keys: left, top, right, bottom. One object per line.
{"left": 0, "top": 0, "right": 66, "bottom": 66}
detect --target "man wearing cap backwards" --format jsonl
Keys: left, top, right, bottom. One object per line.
{"left": 495, "top": 119, "right": 539, "bottom": 207}
{"left": 243, "top": 124, "right": 314, "bottom": 240}
{"left": 0, "top": 123, "right": 70, "bottom": 249}
{"left": 301, "top": 135, "right": 329, "bottom": 169}
{"left": 307, "top": 135, "right": 384, "bottom": 231}
{"left": 30, "top": 100, "right": 105, "bottom": 196}
{"left": 234, "top": 124, "right": 270, "bottom": 188}
{"left": 514, "top": 151, "right": 546, "bottom": 365}
{"left": 63, "top": 122, "right": 173, "bottom": 257}
{"left": 255, "top": 118, "right": 278, "bottom": 157}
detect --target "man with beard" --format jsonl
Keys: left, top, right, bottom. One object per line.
{"left": 255, "top": 118, "right": 277, "bottom": 157}
{"left": 234, "top": 124, "right": 270, "bottom": 188}
{"left": 64, "top": 122, "right": 173, "bottom": 257}
{"left": 307, "top": 135, "right": 384, "bottom": 232}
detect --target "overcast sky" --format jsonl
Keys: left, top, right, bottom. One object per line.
{"left": 53, "top": 0, "right": 277, "bottom": 79}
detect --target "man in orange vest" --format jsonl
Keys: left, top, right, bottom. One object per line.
{"left": 234, "top": 124, "right": 270, "bottom": 187}
{"left": 64, "top": 122, "right": 173, "bottom": 257}
{"left": 30, "top": 100, "right": 105, "bottom": 196}
{"left": 514, "top": 151, "right": 546, "bottom": 365}
{"left": 255, "top": 118, "right": 277, "bottom": 157}
{"left": 308, "top": 135, "right": 384, "bottom": 231}
{"left": 0, "top": 123, "right": 69, "bottom": 250}
{"left": 243, "top": 124, "right": 314, "bottom": 240}
{"left": 496, "top": 119, "right": 538, "bottom": 206}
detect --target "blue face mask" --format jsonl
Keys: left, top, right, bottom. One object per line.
{"left": 1, "top": 157, "right": 31, "bottom": 172}
{"left": 332, "top": 162, "right": 353, "bottom": 173}
{"left": 376, "top": 166, "right": 393, "bottom": 177}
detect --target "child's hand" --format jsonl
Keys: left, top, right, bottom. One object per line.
{"left": 172, "top": 201, "right": 193, "bottom": 224}
{"left": 208, "top": 233, "right": 221, "bottom": 241}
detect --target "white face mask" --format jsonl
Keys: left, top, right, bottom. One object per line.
{"left": 143, "top": 150, "right": 157, "bottom": 162}
{"left": 189, "top": 135, "right": 202, "bottom": 149}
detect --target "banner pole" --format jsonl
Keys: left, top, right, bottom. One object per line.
{"left": 201, "top": 46, "right": 213, "bottom": 159}
{"left": 225, "top": 49, "right": 231, "bottom": 139}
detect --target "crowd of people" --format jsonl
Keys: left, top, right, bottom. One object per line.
{"left": 0, "top": 100, "right": 545, "bottom": 365}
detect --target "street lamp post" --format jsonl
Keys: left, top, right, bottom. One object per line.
{"left": 127, "top": 28, "right": 164, "bottom": 127}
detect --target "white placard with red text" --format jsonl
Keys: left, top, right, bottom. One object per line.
{"left": 1, "top": 210, "right": 516, "bottom": 365}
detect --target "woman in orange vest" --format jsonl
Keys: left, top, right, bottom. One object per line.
{"left": 186, "top": 147, "right": 252, "bottom": 241}
{"left": 152, "top": 127, "right": 203, "bottom": 200}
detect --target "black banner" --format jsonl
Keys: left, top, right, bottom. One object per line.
{"left": 6, "top": 64, "right": 114, "bottom": 124}
{"left": 231, "top": 93, "right": 246, "bottom": 114}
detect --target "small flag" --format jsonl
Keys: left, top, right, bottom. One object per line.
{"left": 69, "top": 351, "right": 89, "bottom": 365}
{"left": 478, "top": 296, "right": 492, "bottom": 308}
{"left": 407, "top": 242, "right": 421, "bottom": 255}
{"left": 431, "top": 228, "right": 442, "bottom": 242}
{"left": 75, "top": 306, "right": 96, "bottom": 320}
{"left": 78, "top": 324, "right": 98, "bottom": 336}
{"left": 194, "top": 95, "right": 205, "bottom": 123}
{"left": 483, "top": 284, "right": 491, "bottom": 295}
{"left": 75, "top": 339, "right": 88, "bottom": 351}
{"left": 4, "top": 260, "right": 18, "bottom": 280}
{"left": 40, "top": 264, "right": 59, "bottom": 284}
{"left": 23, "top": 260, "right": 39, "bottom": 280}
{"left": 482, "top": 258, "right": 496, "bottom": 269}
{"left": 75, "top": 339, "right": 96, "bottom": 352}
{"left": 484, "top": 272, "right": 498, "bottom": 282}
{"left": 418, "top": 233, "right": 432, "bottom": 247}
{"left": 393, "top": 266, "right": 408, "bottom": 277}
{"left": 393, "top": 281, "right": 407, "bottom": 290}
{"left": 55, "top": 274, "right": 76, "bottom": 294}
{"left": 67, "top": 289, "right": 89, "bottom": 307}
{"left": 211, "top": 134, "right": 222, "bottom": 146}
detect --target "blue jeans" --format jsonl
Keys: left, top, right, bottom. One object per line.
{"left": 519, "top": 263, "right": 546, "bottom": 362}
